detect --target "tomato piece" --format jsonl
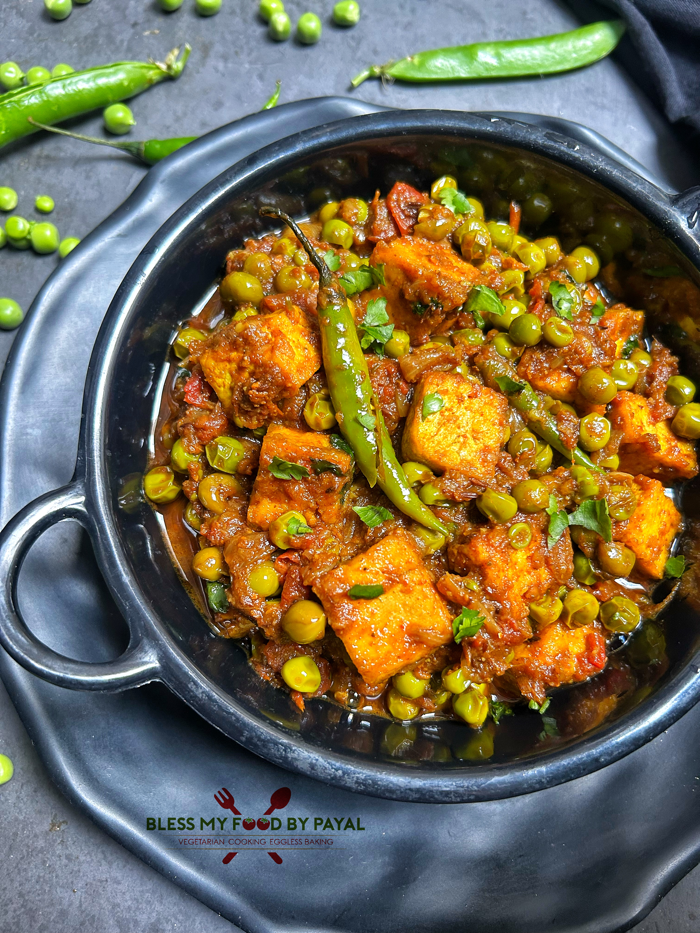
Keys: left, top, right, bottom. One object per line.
{"left": 509, "top": 200, "right": 522, "bottom": 234}
{"left": 184, "top": 370, "right": 214, "bottom": 408}
{"left": 386, "top": 181, "right": 428, "bottom": 236}
{"left": 368, "top": 189, "right": 399, "bottom": 242}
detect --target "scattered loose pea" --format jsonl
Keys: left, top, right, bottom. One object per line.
{"left": 103, "top": 103, "right": 136, "bottom": 135}
{"left": 0, "top": 299, "right": 24, "bottom": 331}
{"left": 259, "top": 0, "right": 285, "bottom": 20}
{"left": 30, "top": 222, "right": 60, "bottom": 254}
{"left": 269, "top": 10, "right": 291, "bottom": 40}
{"left": 333, "top": 0, "right": 360, "bottom": 26}
{"left": 297, "top": 11, "right": 322, "bottom": 43}
{"left": 35, "top": 195, "right": 55, "bottom": 214}
{"left": 0, "top": 62, "right": 25, "bottom": 90}
{"left": 0, "top": 754, "right": 13, "bottom": 785}
{"left": 45, "top": 0, "right": 72, "bottom": 20}
{"left": 26, "top": 66, "right": 52, "bottom": 85}
{"left": 195, "top": 0, "right": 222, "bottom": 15}
{"left": 0, "top": 188, "right": 18, "bottom": 212}
{"left": 157, "top": 0, "right": 184, "bottom": 8}
{"left": 58, "top": 236, "right": 80, "bottom": 258}
{"left": 5, "top": 215, "right": 31, "bottom": 244}
{"left": 51, "top": 63, "right": 75, "bottom": 77}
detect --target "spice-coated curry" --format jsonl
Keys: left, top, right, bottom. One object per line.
{"left": 146, "top": 172, "right": 700, "bottom": 737}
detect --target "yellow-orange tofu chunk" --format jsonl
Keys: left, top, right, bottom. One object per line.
{"left": 371, "top": 236, "right": 483, "bottom": 343}
{"left": 401, "top": 371, "right": 508, "bottom": 479}
{"left": 614, "top": 474, "right": 681, "bottom": 578}
{"left": 314, "top": 530, "right": 454, "bottom": 685}
{"left": 609, "top": 391, "right": 698, "bottom": 482}
{"left": 199, "top": 306, "right": 321, "bottom": 429}
{"left": 247, "top": 425, "right": 352, "bottom": 530}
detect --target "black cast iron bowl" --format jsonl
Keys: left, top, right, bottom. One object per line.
{"left": 2, "top": 110, "right": 700, "bottom": 804}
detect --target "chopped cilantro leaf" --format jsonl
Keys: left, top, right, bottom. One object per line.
{"left": 539, "top": 715, "right": 559, "bottom": 739}
{"left": 323, "top": 250, "right": 341, "bottom": 272}
{"left": 311, "top": 459, "right": 344, "bottom": 476}
{"left": 549, "top": 281, "right": 575, "bottom": 320}
{"left": 358, "top": 297, "right": 394, "bottom": 355}
{"left": 330, "top": 435, "right": 354, "bottom": 457}
{"left": 348, "top": 584, "right": 384, "bottom": 599}
{"left": 436, "top": 186, "right": 473, "bottom": 215}
{"left": 490, "top": 700, "right": 514, "bottom": 725}
{"left": 339, "top": 263, "right": 385, "bottom": 295}
{"left": 466, "top": 285, "right": 505, "bottom": 318}
{"left": 665, "top": 555, "right": 687, "bottom": 578}
{"left": 422, "top": 392, "right": 444, "bottom": 420}
{"left": 622, "top": 337, "right": 640, "bottom": 358}
{"left": 353, "top": 505, "right": 393, "bottom": 527}
{"left": 546, "top": 494, "right": 569, "bottom": 548}
{"left": 528, "top": 697, "right": 551, "bottom": 715}
{"left": 357, "top": 411, "right": 376, "bottom": 430}
{"left": 569, "top": 498, "right": 612, "bottom": 543}
{"left": 286, "top": 515, "right": 312, "bottom": 536}
{"left": 268, "top": 456, "right": 310, "bottom": 480}
{"left": 452, "top": 607, "right": 485, "bottom": 643}
{"left": 590, "top": 299, "right": 606, "bottom": 321}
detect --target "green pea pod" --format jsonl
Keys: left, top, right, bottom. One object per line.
{"left": 1, "top": 46, "right": 190, "bottom": 149}
{"left": 28, "top": 119, "right": 196, "bottom": 164}
{"left": 259, "top": 207, "right": 448, "bottom": 536}
{"left": 351, "top": 20, "right": 625, "bottom": 87}
{"left": 262, "top": 80, "right": 281, "bottom": 110}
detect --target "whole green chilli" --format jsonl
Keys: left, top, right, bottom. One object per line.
{"left": 351, "top": 20, "right": 625, "bottom": 87}
{"left": 29, "top": 119, "right": 196, "bottom": 164}
{"left": 259, "top": 207, "right": 448, "bottom": 536}
{"left": 0, "top": 46, "right": 190, "bottom": 150}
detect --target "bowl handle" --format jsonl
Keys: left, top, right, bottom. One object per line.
{"left": 0, "top": 481, "right": 161, "bottom": 691}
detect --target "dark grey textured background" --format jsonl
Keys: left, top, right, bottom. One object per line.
{"left": 0, "top": 1, "right": 699, "bottom": 931}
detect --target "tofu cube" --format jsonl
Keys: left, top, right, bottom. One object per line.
{"left": 614, "top": 474, "right": 681, "bottom": 578}
{"left": 597, "top": 306, "right": 645, "bottom": 359}
{"left": 199, "top": 306, "right": 321, "bottom": 429}
{"left": 401, "top": 371, "right": 508, "bottom": 479}
{"left": 247, "top": 424, "right": 352, "bottom": 529}
{"left": 510, "top": 621, "right": 607, "bottom": 703}
{"left": 314, "top": 530, "right": 454, "bottom": 685}
{"left": 609, "top": 391, "right": 698, "bottom": 481}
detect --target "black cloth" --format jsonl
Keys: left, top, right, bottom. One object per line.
{"left": 597, "top": 0, "right": 700, "bottom": 134}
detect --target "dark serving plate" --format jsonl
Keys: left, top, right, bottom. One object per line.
{"left": 2, "top": 106, "right": 700, "bottom": 806}
{"left": 2, "top": 100, "right": 700, "bottom": 933}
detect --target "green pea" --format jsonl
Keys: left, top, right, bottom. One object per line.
{"left": 533, "top": 440, "right": 553, "bottom": 473}
{"left": 570, "top": 245, "right": 600, "bottom": 280}
{"left": 600, "top": 595, "right": 640, "bottom": 633}
{"left": 596, "top": 452, "right": 620, "bottom": 471}
{"left": 51, "top": 63, "right": 75, "bottom": 76}
{"left": 58, "top": 237, "right": 80, "bottom": 258}
{"left": 563, "top": 255, "right": 587, "bottom": 285}
{"left": 385, "top": 329, "right": 410, "bottom": 358}
{"left": 515, "top": 242, "right": 546, "bottom": 275}
{"left": 419, "top": 483, "right": 448, "bottom": 506}
{"left": 534, "top": 236, "right": 562, "bottom": 266}
{"left": 629, "top": 348, "right": 652, "bottom": 373}
{"left": 611, "top": 359, "right": 638, "bottom": 390}
{"left": 5, "top": 215, "right": 30, "bottom": 241}
{"left": 143, "top": 466, "right": 181, "bottom": 503}
{"left": 248, "top": 561, "right": 281, "bottom": 598}
{"left": 561, "top": 589, "right": 599, "bottom": 627}
{"left": 543, "top": 316, "right": 573, "bottom": 347}
{"left": 521, "top": 192, "right": 552, "bottom": 227}
{"left": 103, "top": 103, "right": 136, "bottom": 135}
{"left": 579, "top": 413, "right": 611, "bottom": 451}
{"left": 492, "top": 333, "right": 520, "bottom": 360}
{"left": 512, "top": 479, "right": 548, "bottom": 513}
{"left": 34, "top": 195, "right": 55, "bottom": 214}
{"left": 476, "top": 489, "right": 518, "bottom": 523}
{"left": 598, "top": 540, "right": 636, "bottom": 577}
{"left": 44, "top": 0, "right": 72, "bottom": 19}
{"left": 508, "top": 522, "right": 532, "bottom": 549}
{"left": 25, "top": 66, "right": 51, "bottom": 85}
{"left": 282, "top": 600, "right": 326, "bottom": 643}
{"left": 386, "top": 687, "right": 420, "bottom": 721}
{"left": 453, "top": 687, "right": 489, "bottom": 726}
{"left": 243, "top": 252, "right": 273, "bottom": 281}
{"left": 0, "top": 754, "right": 13, "bottom": 785}
{"left": 529, "top": 594, "right": 562, "bottom": 628}
{"left": 297, "top": 11, "right": 322, "bottom": 43}
{"left": 452, "top": 328, "right": 485, "bottom": 348}
{"left": 459, "top": 220, "right": 491, "bottom": 264}
{"left": 269, "top": 510, "right": 310, "bottom": 549}
{"left": 508, "top": 428, "right": 538, "bottom": 460}
{"left": 402, "top": 461, "right": 434, "bottom": 486}
{"left": 184, "top": 501, "right": 202, "bottom": 531}
{"left": 498, "top": 269, "right": 526, "bottom": 297}
{"left": 0, "top": 62, "right": 25, "bottom": 91}
{"left": 275, "top": 265, "right": 312, "bottom": 292}
{"left": 487, "top": 221, "right": 514, "bottom": 252}
{"left": 322, "top": 218, "right": 354, "bottom": 249}
{"left": 30, "top": 222, "right": 59, "bottom": 254}
{"left": 573, "top": 552, "right": 596, "bottom": 585}
{"left": 672, "top": 403, "right": 700, "bottom": 440}
{"left": 0, "top": 187, "right": 18, "bottom": 212}
{"left": 442, "top": 666, "right": 467, "bottom": 694}
{"left": 412, "top": 525, "right": 447, "bottom": 555}
{"left": 584, "top": 232, "right": 615, "bottom": 266}
{"left": 665, "top": 375, "right": 696, "bottom": 407}
{"left": 0, "top": 298, "right": 24, "bottom": 331}
{"left": 594, "top": 212, "right": 633, "bottom": 253}
{"left": 509, "top": 313, "right": 542, "bottom": 347}
{"left": 232, "top": 305, "right": 257, "bottom": 323}
{"left": 170, "top": 438, "right": 201, "bottom": 473}
{"left": 578, "top": 367, "right": 617, "bottom": 404}
{"left": 304, "top": 390, "right": 336, "bottom": 431}
{"left": 196, "top": 0, "right": 222, "bottom": 14}
{"left": 281, "top": 656, "right": 321, "bottom": 693}
{"left": 259, "top": 0, "right": 284, "bottom": 20}
{"left": 158, "top": 0, "right": 185, "bottom": 8}
{"left": 491, "top": 297, "right": 526, "bottom": 331}
{"left": 393, "top": 670, "right": 427, "bottom": 699}
{"left": 220, "top": 271, "right": 264, "bottom": 306}
{"left": 453, "top": 729, "right": 494, "bottom": 760}
{"left": 206, "top": 435, "right": 245, "bottom": 473}
{"left": 333, "top": 0, "right": 360, "bottom": 25}
{"left": 607, "top": 484, "right": 637, "bottom": 521}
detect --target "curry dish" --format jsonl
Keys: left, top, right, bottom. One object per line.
{"left": 146, "top": 173, "right": 700, "bottom": 736}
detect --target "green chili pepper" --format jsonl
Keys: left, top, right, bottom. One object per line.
{"left": 262, "top": 80, "right": 281, "bottom": 110}
{"left": 351, "top": 20, "right": 625, "bottom": 87}
{"left": 259, "top": 207, "right": 448, "bottom": 536}
{"left": 475, "top": 349, "right": 599, "bottom": 471}
{"left": 1, "top": 46, "right": 190, "bottom": 150}
{"left": 28, "top": 119, "right": 196, "bottom": 164}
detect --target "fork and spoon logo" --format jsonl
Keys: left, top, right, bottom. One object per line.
{"left": 215, "top": 786, "right": 292, "bottom": 865}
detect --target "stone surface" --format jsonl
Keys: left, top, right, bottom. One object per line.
{"left": 0, "top": 1, "right": 698, "bottom": 931}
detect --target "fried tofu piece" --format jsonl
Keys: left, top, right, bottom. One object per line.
{"left": 609, "top": 391, "right": 698, "bottom": 481}
{"left": 314, "top": 530, "right": 454, "bottom": 685}
{"left": 370, "top": 236, "right": 483, "bottom": 343}
{"left": 199, "top": 306, "right": 321, "bottom": 429}
{"left": 401, "top": 372, "right": 508, "bottom": 479}
{"left": 597, "top": 306, "right": 645, "bottom": 358}
{"left": 509, "top": 621, "right": 607, "bottom": 704}
{"left": 247, "top": 425, "right": 352, "bottom": 529}
{"left": 449, "top": 512, "right": 573, "bottom": 635}
{"left": 614, "top": 474, "right": 681, "bottom": 578}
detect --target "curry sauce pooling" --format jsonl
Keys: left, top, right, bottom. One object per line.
{"left": 147, "top": 173, "right": 700, "bottom": 746}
